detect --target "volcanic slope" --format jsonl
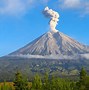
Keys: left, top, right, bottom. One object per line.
{"left": 10, "top": 31, "right": 89, "bottom": 57}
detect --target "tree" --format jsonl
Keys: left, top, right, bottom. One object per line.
{"left": 79, "top": 68, "right": 87, "bottom": 86}
{"left": 32, "top": 74, "right": 42, "bottom": 90}
{"left": 43, "top": 73, "right": 50, "bottom": 90}
{"left": 76, "top": 68, "right": 88, "bottom": 90}
{"left": 14, "top": 71, "right": 29, "bottom": 90}
{"left": 84, "top": 76, "right": 89, "bottom": 90}
{"left": 80, "top": 68, "right": 87, "bottom": 80}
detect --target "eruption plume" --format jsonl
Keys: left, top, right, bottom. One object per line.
{"left": 43, "top": 7, "right": 60, "bottom": 32}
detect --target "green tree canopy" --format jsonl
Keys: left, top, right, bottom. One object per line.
{"left": 32, "top": 74, "right": 42, "bottom": 90}
{"left": 80, "top": 68, "right": 87, "bottom": 80}
{"left": 14, "top": 71, "right": 29, "bottom": 90}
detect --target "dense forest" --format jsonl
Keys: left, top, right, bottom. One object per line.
{"left": 0, "top": 68, "right": 89, "bottom": 90}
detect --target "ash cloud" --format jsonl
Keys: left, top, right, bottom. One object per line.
{"left": 43, "top": 7, "right": 60, "bottom": 32}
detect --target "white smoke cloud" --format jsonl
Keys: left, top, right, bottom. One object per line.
{"left": 43, "top": 7, "right": 60, "bottom": 32}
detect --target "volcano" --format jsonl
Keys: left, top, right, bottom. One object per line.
{"left": 0, "top": 31, "right": 89, "bottom": 81}
{"left": 8, "top": 7, "right": 89, "bottom": 59}
{"left": 0, "top": 7, "right": 89, "bottom": 80}
{"left": 8, "top": 31, "right": 89, "bottom": 59}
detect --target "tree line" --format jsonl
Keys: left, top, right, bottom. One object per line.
{"left": 0, "top": 68, "right": 89, "bottom": 90}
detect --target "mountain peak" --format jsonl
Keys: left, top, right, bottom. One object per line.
{"left": 9, "top": 31, "right": 89, "bottom": 57}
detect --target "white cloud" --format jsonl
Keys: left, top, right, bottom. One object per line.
{"left": 61, "top": 0, "right": 80, "bottom": 9}
{"left": 59, "top": 0, "right": 89, "bottom": 15}
{"left": 0, "top": 0, "right": 26, "bottom": 15}
{"left": 83, "top": 2, "right": 89, "bottom": 14}
{"left": 0, "top": 0, "right": 49, "bottom": 15}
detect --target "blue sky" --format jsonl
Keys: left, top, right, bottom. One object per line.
{"left": 0, "top": 0, "right": 89, "bottom": 56}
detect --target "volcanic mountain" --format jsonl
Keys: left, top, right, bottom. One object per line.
{"left": 9, "top": 31, "right": 89, "bottom": 59}
{"left": 0, "top": 31, "right": 89, "bottom": 81}
{"left": 0, "top": 7, "right": 89, "bottom": 80}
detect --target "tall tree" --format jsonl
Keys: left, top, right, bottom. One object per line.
{"left": 32, "top": 74, "right": 42, "bottom": 90}
{"left": 76, "top": 68, "right": 87, "bottom": 90}
{"left": 43, "top": 73, "right": 50, "bottom": 90}
{"left": 80, "top": 68, "right": 87, "bottom": 80}
{"left": 14, "top": 71, "right": 29, "bottom": 90}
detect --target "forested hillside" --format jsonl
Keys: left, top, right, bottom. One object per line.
{"left": 0, "top": 68, "right": 89, "bottom": 90}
